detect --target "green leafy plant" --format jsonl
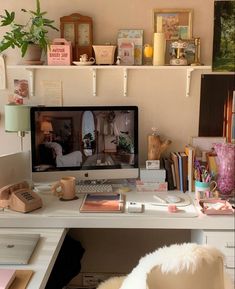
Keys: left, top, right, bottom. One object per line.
{"left": 0, "top": 0, "right": 58, "bottom": 57}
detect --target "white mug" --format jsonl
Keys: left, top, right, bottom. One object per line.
{"left": 51, "top": 176, "right": 76, "bottom": 200}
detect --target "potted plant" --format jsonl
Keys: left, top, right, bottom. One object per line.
{"left": 0, "top": 0, "right": 58, "bottom": 62}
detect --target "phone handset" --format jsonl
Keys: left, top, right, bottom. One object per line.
{"left": 0, "top": 181, "right": 42, "bottom": 213}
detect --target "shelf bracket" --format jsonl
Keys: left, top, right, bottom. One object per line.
{"left": 123, "top": 68, "right": 128, "bottom": 97}
{"left": 186, "top": 67, "right": 194, "bottom": 97}
{"left": 92, "top": 68, "right": 97, "bottom": 96}
{"left": 26, "top": 68, "right": 35, "bottom": 97}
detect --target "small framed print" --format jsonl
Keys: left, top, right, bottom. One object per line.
{"left": 119, "top": 42, "right": 135, "bottom": 65}
{"left": 153, "top": 9, "right": 193, "bottom": 40}
{"left": 117, "top": 29, "right": 144, "bottom": 65}
{"left": 165, "top": 39, "right": 196, "bottom": 65}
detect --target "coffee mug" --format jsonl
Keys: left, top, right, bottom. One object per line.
{"left": 51, "top": 176, "right": 76, "bottom": 200}
{"left": 195, "top": 180, "right": 217, "bottom": 200}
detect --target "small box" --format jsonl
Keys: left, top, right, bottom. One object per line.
{"left": 93, "top": 45, "right": 116, "bottom": 64}
{"left": 136, "top": 180, "right": 168, "bottom": 192}
{"left": 146, "top": 160, "right": 160, "bottom": 169}
{"left": 140, "top": 167, "right": 166, "bottom": 182}
{"left": 47, "top": 38, "right": 72, "bottom": 65}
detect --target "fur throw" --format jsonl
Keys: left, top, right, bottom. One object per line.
{"left": 97, "top": 276, "right": 126, "bottom": 289}
{"left": 120, "top": 243, "right": 224, "bottom": 289}
{"left": 97, "top": 243, "right": 232, "bottom": 289}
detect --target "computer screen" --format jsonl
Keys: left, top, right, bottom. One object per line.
{"left": 30, "top": 106, "right": 138, "bottom": 182}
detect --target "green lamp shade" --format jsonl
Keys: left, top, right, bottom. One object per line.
{"left": 5, "top": 104, "right": 30, "bottom": 132}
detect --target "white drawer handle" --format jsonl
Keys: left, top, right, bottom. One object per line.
{"left": 225, "top": 242, "right": 235, "bottom": 248}
{"left": 225, "top": 264, "right": 235, "bottom": 269}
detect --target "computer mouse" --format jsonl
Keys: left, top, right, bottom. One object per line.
{"left": 165, "top": 195, "right": 181, "bottom": 203}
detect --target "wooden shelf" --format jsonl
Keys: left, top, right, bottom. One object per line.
{"left": 7, "top": 65, "right": 212, "bottom": 97}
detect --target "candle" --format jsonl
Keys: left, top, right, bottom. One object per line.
{"left": 153, "top": 32, "right": 166, "bottom": 66}
{"left": 157, "top": 16, "right": 163, "bottom": 33}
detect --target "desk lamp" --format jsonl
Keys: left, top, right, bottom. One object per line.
{"left": 5, "top": 104, "right": 30, "bottom": 151}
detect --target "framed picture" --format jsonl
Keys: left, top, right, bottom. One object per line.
{"left": 117, "top": 29, "right": 144, "bottom": 65}
{"left": 165, "top": 39, "right": 196, "bottom": 65}
{"left": 153, "top": 9, "right": 193, "bottom": 40}
{"left": 212, "top": 1, "right": 235, "bottom": 72}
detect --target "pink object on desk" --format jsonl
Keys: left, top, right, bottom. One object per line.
{"left": 168, "top": 204, "right": 178, "bottom": 213}
{"left": 0, "top": 269, "right": 16, "bottom": 289}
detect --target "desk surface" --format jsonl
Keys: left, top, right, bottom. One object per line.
{"left": 0, "top": 190, "right": 234, "bottom": 230}
{"left": 0, "top": 228, "right": 66, "bottom": 289}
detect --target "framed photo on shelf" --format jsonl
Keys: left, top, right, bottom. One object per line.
{"left": 212, "top": 1, "right": 235, "bottom": 72}
{"left": 117, "top": 29, "right": 144, "bottom": 65}
{"left": 153, "top": 9, "right": 193, "bottom": 40}
{"left": 118, "top": 42, "right": 135, "bottom": 65}
{"left": 165, "top": 39, "right": 196, "bottom": 65}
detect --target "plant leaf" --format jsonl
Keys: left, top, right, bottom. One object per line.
{"left": 21, "top": 42, "right": 28, "bottom": 57}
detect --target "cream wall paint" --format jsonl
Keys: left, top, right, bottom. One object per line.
{"left": 0, "top": 0, "right": 215, "bottom": 163}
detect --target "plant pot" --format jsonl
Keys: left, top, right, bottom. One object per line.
{"left": 21, "top": 44, "right": 43, "bottom": 65}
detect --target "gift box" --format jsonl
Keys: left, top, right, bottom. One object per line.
{"left": 47, "top": 38, "right": 72, "bottom": 65}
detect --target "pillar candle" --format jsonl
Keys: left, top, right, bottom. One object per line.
{"left": 153, "top": 33, "right": 166, "bottom": 66}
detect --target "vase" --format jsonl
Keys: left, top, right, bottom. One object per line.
{"left": 21, "top": 44, "right": 43, "bottom": 65}
{"left": 214, "top": 143, "right": 235, "bottom": 196}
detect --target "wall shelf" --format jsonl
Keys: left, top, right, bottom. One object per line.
{"left": 8, "top": 65, "right": 212, "bottom": 97}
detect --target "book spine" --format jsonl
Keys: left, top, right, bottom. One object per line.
{"left": 163, "top": 158, "right": 175, "bottom": 190}
{"left": 176, "top": 152, "right": 183, "bottom": 191}
{"left": 170, "top": 152, "right": 180, "bottom": 190}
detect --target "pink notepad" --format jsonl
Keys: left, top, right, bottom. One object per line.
{"left": 0, "top": 269, "right": 16, "bottom": 289}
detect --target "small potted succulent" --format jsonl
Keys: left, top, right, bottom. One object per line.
{"left": 0, "top": 0, "right": 58, "bottom": 62}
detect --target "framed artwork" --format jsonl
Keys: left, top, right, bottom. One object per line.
{"left": 117, "top": 29, "right": 144, "bottom": 65}
{"left": 153, "top": 9, "right": 193, "bottom": 40}
{"left": 165, "top": 39, "right": 196, "bottom": 65}
{"left": 212, "top": 1, "right": 235, "bottom": 72}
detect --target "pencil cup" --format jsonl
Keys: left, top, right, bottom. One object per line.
{"left": 195, "top": 180, "right": 217, "bottom": 200}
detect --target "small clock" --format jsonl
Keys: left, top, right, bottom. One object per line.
{"left": 60, "top": 13, "right": 93, "bottom": 61}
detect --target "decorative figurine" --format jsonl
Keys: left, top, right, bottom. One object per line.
{"left": 116, "top": 56, "right": 121, "bottom": 65}
{"left": 147, "top": 128, "right": 172, "bottom": 160}
{"left": 170, "top": 39, "right": 188, "bottom": 66}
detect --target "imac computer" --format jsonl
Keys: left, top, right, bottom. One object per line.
{"left": 30, "top": 106, "right": 139, "bottom": 183}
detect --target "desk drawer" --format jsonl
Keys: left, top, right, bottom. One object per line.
{"left": 205, "top": 231, "right": 235, "bottom": 259}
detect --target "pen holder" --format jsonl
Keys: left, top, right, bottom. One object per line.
{"left": 195, "top": 180, "right": 217, "bottom": 200}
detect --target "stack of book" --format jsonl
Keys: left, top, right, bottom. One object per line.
{"left": 169, "top": 145, "right": 196, "bottom": 192}
{"left": 136, "top": 167, "right": 168, "bottom": 192}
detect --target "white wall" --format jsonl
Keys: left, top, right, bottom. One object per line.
{"left": 0, "top": 0, "right": 215, "bottom": 164}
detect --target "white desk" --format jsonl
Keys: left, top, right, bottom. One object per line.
{"left": 0, "top": 228, "right": 67, "bottom": 289}
{"left": 0, "top": 191, "right": 234, "bottom": 286}
{"left": 0, "top": 191, "right": 234, "bottom": 230}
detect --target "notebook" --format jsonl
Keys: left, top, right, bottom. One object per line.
{"left": 0, "top": 234, "right": 40, "bottom": 265}
{"left": 0, "top": 269, "right": 16, "bottom": 289}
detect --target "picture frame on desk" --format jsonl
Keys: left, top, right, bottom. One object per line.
{"left": 153, "top": 9, "right": 193, "bottom": 40}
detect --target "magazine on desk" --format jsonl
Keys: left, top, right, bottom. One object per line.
{"left": 80, "top": 193, "right": 125, "bottom": 213}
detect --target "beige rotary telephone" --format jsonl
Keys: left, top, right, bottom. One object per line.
{"left": 0, "top": 181, "right": 42, "bottom": 213}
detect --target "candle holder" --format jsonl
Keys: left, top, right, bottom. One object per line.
{"left": 143, "top": 44, "right": 153, "bottom": 65}
{"left": 191, "top": 37, "right": 202, "bottom": 66}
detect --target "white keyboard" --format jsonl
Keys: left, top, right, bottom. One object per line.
{"left": 76, "top": 184, "right": 113, "bottom": 194}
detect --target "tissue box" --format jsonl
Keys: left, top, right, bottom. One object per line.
{"left": 93, "top": 45, "right": 116, "bottom": 64}
{"left": 47, "top": 38, "right": 72, "bottom": 65}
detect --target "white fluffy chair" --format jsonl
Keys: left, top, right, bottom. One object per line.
{"left": 97, "top": 243, "right": 233, "bottom": 289}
